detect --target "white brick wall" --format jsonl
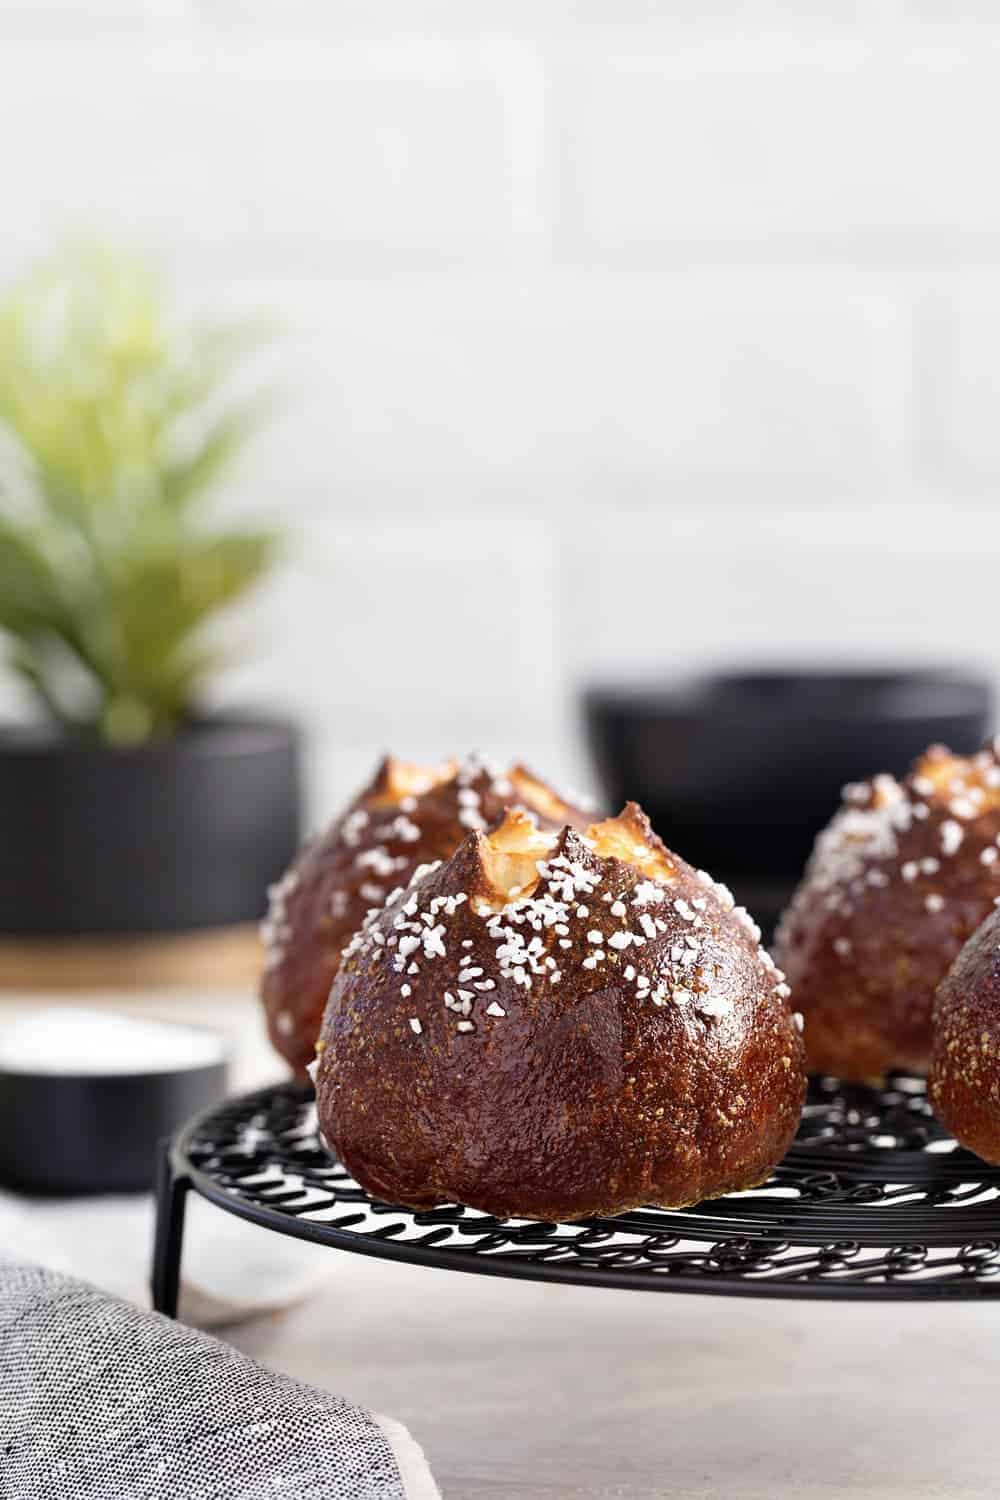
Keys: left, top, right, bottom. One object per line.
{"left": 0, "top": 4, "right": 998, "bottom": 819}
{"left": 554, "top": 38, "right": 1000, "bottom": 252}
{"left": 917, "top": 277, "right": 1000, "bottom": 486}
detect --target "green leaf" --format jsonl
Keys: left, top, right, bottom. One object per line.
{"left": 0, "top": 518, "right": 64, "bottom": 636}
{"left": 162, "top": 398, "right": 270, "bottom": 511}
{"left": 177, "top": 529, "right": 279, "bottom": 613}
{"left": 0, "top": 243, "right": 281, "bottom": 741}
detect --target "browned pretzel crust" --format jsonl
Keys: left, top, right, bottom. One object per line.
{"left": 930, "top": 906, "right": 1000, "bottom": 1161}
{"left": 775, "top": 741, "right": 1000, "bottom": 1080}
{"left": 261, "top": 756, "right": 591, "bottom": 1074}
{"left": 315, "top": 804, "right": 805, "bottom": 1220}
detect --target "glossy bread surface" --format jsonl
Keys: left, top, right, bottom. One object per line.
{"left": 315, "top": 805, "right": 805, "bottom": 1220}
{"left": 930, "top": 906, "right": 1000, "bottom": 1161}
{"left": 261, "top": 756, "right": 589, "bottom": 1073}
{"left": 775, "top": 742, "right": 1000, "bottom": 1080}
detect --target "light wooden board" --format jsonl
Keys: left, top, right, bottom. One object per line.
{"left": 0, "top": 925, "right": 262, "bottom": 991}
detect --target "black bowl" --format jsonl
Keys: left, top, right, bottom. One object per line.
{"left": 0, "top": 1010, "right": 229, "bottom": 1194}
{"left": 583, "top": 666, "right": 993, "bottom": 938}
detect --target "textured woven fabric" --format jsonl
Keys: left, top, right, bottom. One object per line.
{"left": 0, "top": 1258, "right": 411, "bottom": 1500}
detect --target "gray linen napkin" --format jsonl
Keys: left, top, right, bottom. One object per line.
{"left": 0, "top": 1257, "right": 439, "bottom": 1500}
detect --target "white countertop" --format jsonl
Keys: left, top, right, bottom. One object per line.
{"left": 4, "top": 990, "right": 999, "bottom": 1499}
{"left": 230, "top": 1259, "right": 1000, "bottom": 1500}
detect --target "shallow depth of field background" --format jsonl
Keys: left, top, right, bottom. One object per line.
{"left": 2, "top": 2, "right": 999, "bottom": 819}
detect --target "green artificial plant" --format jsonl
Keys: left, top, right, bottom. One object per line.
{"left": 0, "top": 245, "right": 277, "bottom": 744}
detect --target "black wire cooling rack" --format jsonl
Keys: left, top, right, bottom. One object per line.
{"left": 151, "top": 1074, "right": 1000, "bottom": 1315}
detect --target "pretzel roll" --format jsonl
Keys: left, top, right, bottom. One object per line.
{"left": 314, "top": 804, "right": 805, "bottom": 1220}
{"left": 775, "top": 742, "right": 1000, "bottom": 1080}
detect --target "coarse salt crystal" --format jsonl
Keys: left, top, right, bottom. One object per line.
{"left": 696, "top": 995, "right": 732, "bottom": 1020}
{"left": 632, "top": 881, "right": 664, "bottom": 907}
{"left": 941, "top": 820, "right": 964, "bottom": 856}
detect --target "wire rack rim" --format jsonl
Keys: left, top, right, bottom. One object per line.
{"left": 168, "top": 1079, "right": 1000, "bottom": 1303}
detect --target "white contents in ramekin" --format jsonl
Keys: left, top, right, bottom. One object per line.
{"left": 0, "top": 1009, "right": 226, "bottom": 1076}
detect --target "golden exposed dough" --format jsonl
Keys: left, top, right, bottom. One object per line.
{"left": 368, "top": 756, "right": 457, "bottom": 807}
{"left": 478, "top": 810, "right": 555, "bottom": 903}
{"left": 587, "top": 805, "right": 676, "bottom": 884}
{"left": 508, "top": 764, "right": 576, "bottom": 824}
{"left": 476, "top": 803, "right": 677, "bottom": 910}
{"left": 913, "top": 746, "right": 1000, "bottom": 812}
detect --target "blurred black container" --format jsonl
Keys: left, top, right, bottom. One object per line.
{"left": 584, "top": 668, "right": 993, "bottom": 939}
{"left": 0, "top": 716, "right": 301, "bottom": 938}
{"left": 0, "top": 1010, "right": 229, "bottom": 1193}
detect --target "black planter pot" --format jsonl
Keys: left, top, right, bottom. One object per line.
{"left": 0, "top": 716, "right": 302, "bottom": 937}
